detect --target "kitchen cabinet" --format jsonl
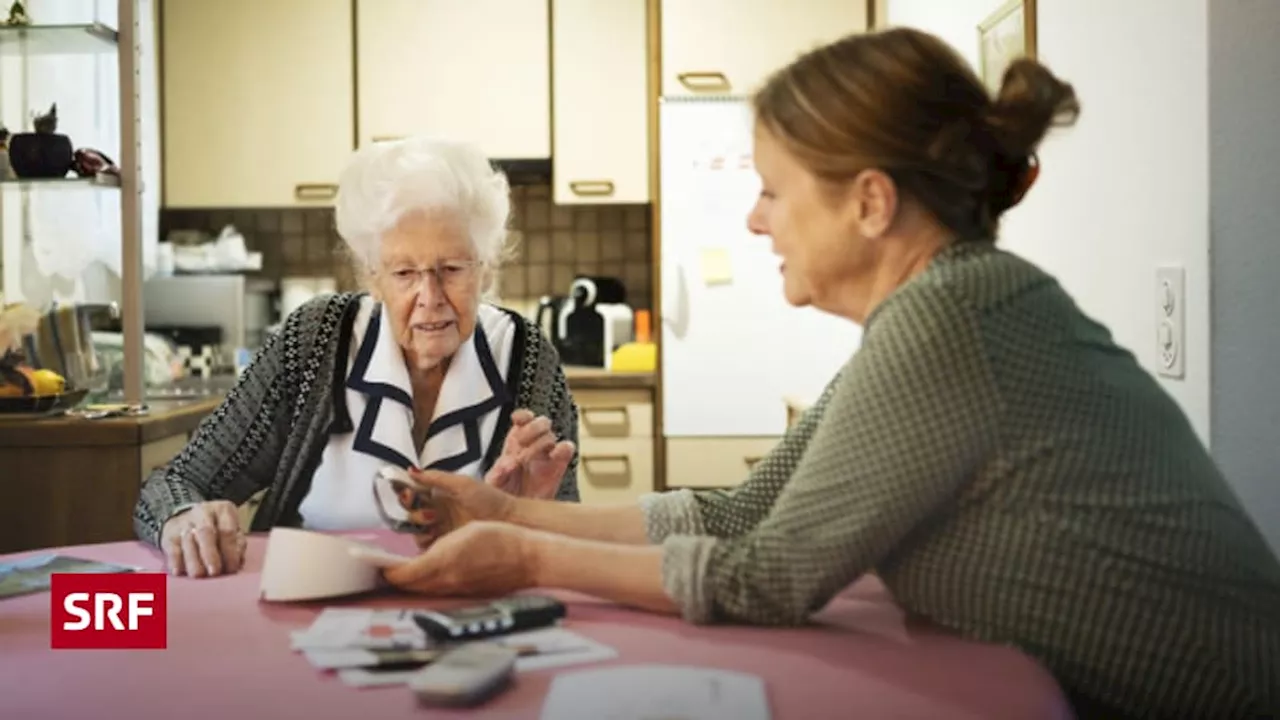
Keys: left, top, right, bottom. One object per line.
{"left": 664, "top": 436, "right": 781, "bottom": 489}
{"left": 660, "top": 0, "right": 868, "bottom": 96}
{"left": 0, "top": 399, "right": 220, "bottom": 554}
{"left": 160, "top": 0, "right": 354, "bottom": 208}
{"left": 356, "top": 0, "right": 551, "bottom": 160}
{"left": 571, "top": 385, "right": 657, "bottom": 505}
{"left": 551, "top": 0, "right": 650, "bottom": 204}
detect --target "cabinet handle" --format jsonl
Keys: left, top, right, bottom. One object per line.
{"left": 744, "top": 456, "right": 764, "bottom": 468}
{"left": 569, "top": 180, "right": 615, "bottom": 197}
{"left": 372, "top": 135, "right": 404, "bottom": 143}
{"left": 583, "top": 454, "right": 632, "bottom": 472}
{"left": 294, "top": 183, "right": 337, "bottom": 200}
{"left": 583, "top": 406, "right": 628, "bottom": 421}
{"left": 582, "top": 406, "right": 630, "bottom": 435}
{"left": 676, "top": 71, "right": 731, "bottom": 92}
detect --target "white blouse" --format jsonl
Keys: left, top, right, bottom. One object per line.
{"left": 297, "top": 296, "right": 517, "bottom": 531}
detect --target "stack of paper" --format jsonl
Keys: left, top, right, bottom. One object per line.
{"left": 540, "top": 665, "right": 772, "bottom": 720}
{"left": 292, "top": 608, "right": 618, "bottom": 688}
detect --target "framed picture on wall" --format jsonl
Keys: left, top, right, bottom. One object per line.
{"left": 978, "top": 0, "right": 1038, "bottom": 94}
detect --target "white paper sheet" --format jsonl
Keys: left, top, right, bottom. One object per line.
{"left": 540, "top": 664, "right": 771, "bottom": 720}
{"left": 292, "top": 608, "right": 431, "bottom": 651}
{"left": 258, "top": 528, "right": 413, "bottom": 602}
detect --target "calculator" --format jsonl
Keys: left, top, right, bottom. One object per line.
{"left": 411, "top": 594, "right": 566, "bottom": 642}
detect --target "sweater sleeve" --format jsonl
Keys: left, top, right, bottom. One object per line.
{"left": 639, "top": 375, "right": 842, "bottom": 543}
{"left": 518, "top": 317, "right": 581, "bottom": 503}
{"left": 132, "top": 298, "right": 324, "bottom": 547}
{"left": 548, "top": 361, "right": 581, "bottom": 503}
{"left": 659, "top": 283, "right": 1003, "bottom": 625}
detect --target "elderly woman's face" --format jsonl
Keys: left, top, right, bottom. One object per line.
{"left": 373, "top": 208, "right": 485, "bottom": 372}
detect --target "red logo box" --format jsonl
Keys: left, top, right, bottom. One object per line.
{"left": 50, "top": 572, "right": 167, "bottom": 649}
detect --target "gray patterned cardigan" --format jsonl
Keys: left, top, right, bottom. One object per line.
{"left": 133, "top": 292, "right": 579, "bottom": 546}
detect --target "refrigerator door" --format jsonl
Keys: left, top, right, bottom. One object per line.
{"left": 658, "top": 97, "right": 860, "bottom": 437}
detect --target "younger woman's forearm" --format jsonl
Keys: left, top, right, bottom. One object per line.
{"left": 506, "top": 498, "right": 650, "bottom": 544}
{"left": 524, "top": 530, "right": 679, "bottom": 615}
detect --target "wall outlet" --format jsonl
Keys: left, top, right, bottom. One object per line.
{"left": 1155, "top": 265, "right": 1185, "bottom": 379}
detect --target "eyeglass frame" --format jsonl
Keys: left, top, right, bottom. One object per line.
{"left": 378, "top": 259, "right": 486, "bottom": 294}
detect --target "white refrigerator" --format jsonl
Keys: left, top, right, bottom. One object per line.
{"left": 658, "top": 96, "right": 862, "bottom": 439}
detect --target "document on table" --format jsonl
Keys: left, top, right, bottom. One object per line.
{"left": 291, "top": 608, "right": 430, "bottom": 652}
{"left": 540, "top": 664, "right": 771, "bottom": 720}
{"left": 290, "top": 609, "right": 617, "bottom": 688}
{"left": 0, "top": 555, "right": 140, "bottom": 600}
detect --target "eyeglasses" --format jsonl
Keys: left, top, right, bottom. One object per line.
{"left": 372, "top": 466, "right": 437, "bottom": 534}
{"left": 381, "top": 260, "right": 483, "bottom": 293}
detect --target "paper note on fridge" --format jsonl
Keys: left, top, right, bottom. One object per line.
{"left": 258, "top": 527, "right": 413, "bottom": 602}
{"left": 699, "top": 247, "right": 733, "bottom": 286}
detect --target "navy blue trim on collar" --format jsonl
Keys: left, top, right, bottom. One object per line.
{"left": 424, "top": 322, "right": 511, "bottom": 440}
{"left": 425, "top": 419, "right": 483, "bottom": 472}
{"left": 345, "top": 305, "right": 414, "bottom": 411}
{"left": 419, "top": 322, "right": 513, "bottom": 471}
{"left": 351, "top": 395, "right": 415, "bottom": 469}
{"left": 346, "top": 308, "right": 513, "bottom": 472}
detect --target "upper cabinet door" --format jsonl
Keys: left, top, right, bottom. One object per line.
{"left": 357, "top": 0, "right": 551, "bottom": 159}
{"left": 161, "top": 0, "right": 354, "bottom": 208}
{"left": 552, "top": 0, "right": 650, "bottom": 205}
{"left": 661, "top": 0, "right": 868, "bottom": 97}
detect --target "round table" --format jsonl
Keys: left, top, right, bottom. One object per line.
{"left": 0, "top": 531, "right": 1071, "bottom": 719}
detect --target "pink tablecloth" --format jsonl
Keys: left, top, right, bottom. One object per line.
{"left": 0, "top": 531, "right": 1071, "bottom": 719}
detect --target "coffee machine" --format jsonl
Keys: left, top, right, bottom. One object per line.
{"left": 546, "top": 276, "right": 633, "bottom": 368}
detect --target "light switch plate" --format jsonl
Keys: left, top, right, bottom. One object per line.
{"left": 1155, "top": 265, "right": 1185, "bottom": 379}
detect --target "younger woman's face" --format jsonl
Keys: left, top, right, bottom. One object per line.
{"left": 745, "top": 125, "right": 876, "bottom": 315}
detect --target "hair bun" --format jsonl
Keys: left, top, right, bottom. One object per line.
{"left": 986, "top": 58, "right": 1081, "bottom": 159}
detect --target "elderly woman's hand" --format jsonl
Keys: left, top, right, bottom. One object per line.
{"left": 382, "top": 521, "right": 538, "bottom": 598}
{"left": 484, "top": 409, "right": 575, "bottom": 499}
{"left": 159, "top": 500, "right": 246, "bottom": 577}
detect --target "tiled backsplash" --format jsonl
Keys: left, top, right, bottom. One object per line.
{"left": 158, "top": 183, "right": 653, "bottom": 313}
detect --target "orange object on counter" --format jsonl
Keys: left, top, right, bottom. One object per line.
{"left": 634, "top": 309, "right": 651, "bottom": 343}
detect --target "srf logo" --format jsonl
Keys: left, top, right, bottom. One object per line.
{"left": 50, "top": 572, "right": 167, "bottom": 649}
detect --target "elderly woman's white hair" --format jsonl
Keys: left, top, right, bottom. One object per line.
{"left": 334, "top": 136, "right": 513, "bottom": 296}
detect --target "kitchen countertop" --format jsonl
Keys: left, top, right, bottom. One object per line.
{"left": 0, "top": 396, "right": 223, "bottom": 448}
{"left": 563, "top": 366, "right": 656, "bottom": 390}
{"left": 0, "top": 367, "right": 654, "bottom": 448}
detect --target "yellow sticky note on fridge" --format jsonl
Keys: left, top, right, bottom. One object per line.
{"left": 700, "top": 248, "right": 733, "bottom": 286}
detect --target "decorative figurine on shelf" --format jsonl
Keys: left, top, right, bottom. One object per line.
{"left": 72, "top": 147, "right": 120, "bottom": 181}
{"left": 7, "top": 103, "right": 74, "bottom": 179}
{"left": 4, "top": 1, "right": 30, "bottom": 26}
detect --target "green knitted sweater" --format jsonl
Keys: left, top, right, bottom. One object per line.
{"left": 643, "top": 243, "right": 1280, "bottom": 719}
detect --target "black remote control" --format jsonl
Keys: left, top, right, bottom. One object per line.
{"left": 412, "top": 594, "right": 567, "bottom": 642}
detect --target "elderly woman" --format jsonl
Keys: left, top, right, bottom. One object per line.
{"left": 133, "top": 136, "right": 580, "bottom": 577}
{"left": 376, "top": 28, "right": 1280, "bottom": 720}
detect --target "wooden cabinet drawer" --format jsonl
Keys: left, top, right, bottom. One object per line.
{"left": 664, "top": 436, "right": 781, "bottom": 489}
{"left": 575, "top": 389, "right": 653, "bottom": 440}
{"left": 576, "top": 437, "right": 655, "bottom": 506}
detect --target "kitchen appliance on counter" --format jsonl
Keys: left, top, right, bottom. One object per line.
{"left": 556, "top": 276, "right": 634, "bottom": 369}
{"left": 534, "top": 294, "right": 571, "bottom": 346}
{"left": 143, "top": 274, "right": 278, "bottom": 352}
